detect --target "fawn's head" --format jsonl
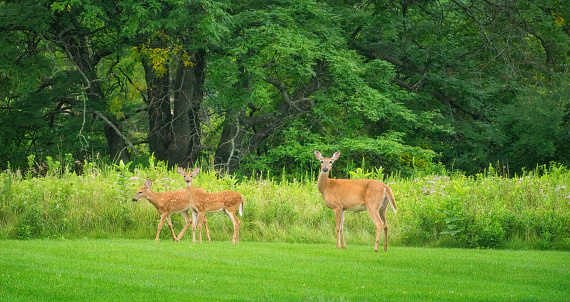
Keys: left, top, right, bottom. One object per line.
{"left": 314, "top": 150, "right": 341, "bottom": 173}
{"left": 177, "top": 167, "right": 201, "bottom": 187}
{"left": 132, "top": 180, "right": 152, "bottom": 202}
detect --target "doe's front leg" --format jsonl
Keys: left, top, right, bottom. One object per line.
{"left": 333, "top": 208, "right": 345, "bottom": 249}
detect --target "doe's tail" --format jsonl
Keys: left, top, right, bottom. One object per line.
{"left": 385, "top": 186, "right": 397, "bottom": 214}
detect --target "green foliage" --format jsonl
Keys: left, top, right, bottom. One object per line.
{"left": 437, "top": 184, "right": 468, "bottom": 237}
{"left": 437, "top": 197, "right": 465, "bottom": 237}
{"left": 349, "top": 168, "right": 371, "bottom": 180}
{"left": 337, "top": 0, "right": 570, "bottom": 175}
{"left": 1, "top": 161, "right": 569, "bottom": 251}
{"left": 397, "top": 165, "right": 570, "bottom": 249}
{"left": 114, "top": 160, "right": 132, "bottom": 201}
{"left": 2, "top": 0, "right": 569, "bottom": 177}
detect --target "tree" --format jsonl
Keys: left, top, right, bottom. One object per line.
{"left": 206, "top": 0, "right": 440, "bottom": 174}
{"left": 0, "top": 0, "right": 142, "bottom": 167}
{"left": 124, "top": 0, "right": 230, "bottom": 168}
{"left": 340, "top": 0, "right": 570, "bottom": 173}
{"left": 2, "top": 0, "right": 568, "bottom": 176}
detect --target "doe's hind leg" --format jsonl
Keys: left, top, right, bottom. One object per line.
{"left": 367, "top": 207, "right": 384, "bottom": 252}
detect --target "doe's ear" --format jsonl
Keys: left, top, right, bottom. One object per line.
{"left": 332, "top": 151, "right": 341, "bottom": 161}
{"left": 192, "top": 167, "right": 201, "bottom": 176}
{"left": 177, "top": 167, "right": 185, "bottom": 175}
{"left": 314, "top": 150, "right": 323, "bottom": 160}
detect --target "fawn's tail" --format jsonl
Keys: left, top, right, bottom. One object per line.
{"left": 239, "top": 195, "right": 244, "bottom": 216}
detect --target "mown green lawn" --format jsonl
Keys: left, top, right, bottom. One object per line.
{"left": 0, "top": 239, "right": 568, "bottom": 301}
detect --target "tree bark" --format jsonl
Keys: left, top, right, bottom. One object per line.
{"left": 142, "top": 49, "right": 206, "bottom": 168}
{"left": 169, "top": 50, "right": 205, "bottom": 168}
{"left": 143, "top": 56, "right": 172, "bottom": 163}
{"left": 214, "top": 112, "right": 247, "bottom": 173}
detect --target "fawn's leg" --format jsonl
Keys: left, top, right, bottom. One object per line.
{"left": 176, "top": 210, "right": 192, "bottom": 242}
{"left": 155, "top": 212, "right": 169, "bottom": 242}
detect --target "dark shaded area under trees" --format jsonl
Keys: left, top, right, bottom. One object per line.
{"left": 1, "top": 0, "right": 569, "bottom": 177}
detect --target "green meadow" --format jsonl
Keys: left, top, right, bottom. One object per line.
{"left": 1, "top": 240, "right": 568, "bottom": 301}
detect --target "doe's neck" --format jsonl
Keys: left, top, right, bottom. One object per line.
{"left": 317, "top": 171, "right": 330, "bottom": 193}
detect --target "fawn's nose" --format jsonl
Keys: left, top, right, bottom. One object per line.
{"left": 322, "top": 167, "right": 329, "bottom": 172}
{"left": 132, "top": 198, "right": 137, "bottom": 202}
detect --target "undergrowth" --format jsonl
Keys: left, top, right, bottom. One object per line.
{"left": 0, "top": 159, "right": 569, "bottom": 250}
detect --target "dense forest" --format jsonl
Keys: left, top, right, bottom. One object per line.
{"left": 1, "top": 0, "right": 569, "bottom": 176}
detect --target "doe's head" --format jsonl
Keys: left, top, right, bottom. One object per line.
{"left": 314, "top": 150, "right": 341, "bottom": 173}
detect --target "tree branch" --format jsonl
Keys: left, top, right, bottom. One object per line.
{"left": 94, "top": 111, "right": 140, "bottom": 155}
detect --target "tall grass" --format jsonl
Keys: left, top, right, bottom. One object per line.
{"left": 0, "top": 160, "right": 569, "bottom": 250}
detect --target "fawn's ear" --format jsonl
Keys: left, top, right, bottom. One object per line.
{"left": 314, "top": 150, "right": 323, "bottom": 160}
{"left": 192, "top": 167, "right": 201, "bottom": 176}
{"left": 177, "top": 167, "right": 185, "bottom": 175}
{"left": 144, "top": 179, "right": 152, "bottom": 188}
{"left": 332, "top": 151, "right": 341, "bottom": 161}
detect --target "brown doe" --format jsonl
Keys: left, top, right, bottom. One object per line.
{"left": 314, "top": 150, "right": 397, "bottom": 252}
{"left": 132, "top": 179, "right": 210, "bottom": 242}
{"left": 177, "top": 167, "right": 244, "bottom": 244}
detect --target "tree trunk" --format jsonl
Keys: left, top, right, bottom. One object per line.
{"left": 143, "top": 57, "right": 172, "bottom": 163}
{"left": 214, "top": 113, "right": 247, "bottom": 173}
{"left": 142, "top": 49, "right": 206, "bottom": 168}
{"left": 169, "top": 51, "right": 205, "bottom": 168}
{"left": 104, "top": 123, "right": 129, "bottom": 163}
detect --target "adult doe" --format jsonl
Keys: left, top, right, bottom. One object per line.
{"left": 314, "top": 150, "right": 397, "bottom": 252}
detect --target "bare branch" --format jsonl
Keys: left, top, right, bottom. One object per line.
{"left": 94, "top": 110, "right": 140, "bottom": 155}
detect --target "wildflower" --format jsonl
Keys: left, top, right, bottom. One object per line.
{"left": 421, "top": 186, "right": 435, "bottom": 195}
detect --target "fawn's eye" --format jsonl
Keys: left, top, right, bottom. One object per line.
{"left": 329, "top": 161, "right": 333, "bottom": 164}
{"left": 320, "top": 161, "right": 323, "bottom": 163}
